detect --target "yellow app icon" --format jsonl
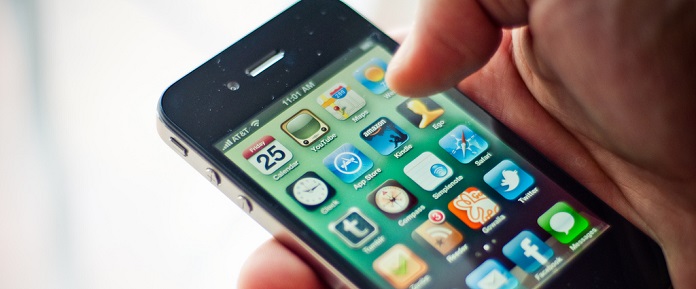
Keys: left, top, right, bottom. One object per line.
{"left": 373, "top": 244, "right": 428, "bottom": 289}
{"left": 396, "top": 98, "right": 444, "bottom": 129}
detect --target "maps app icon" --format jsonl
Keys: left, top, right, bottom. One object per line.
{"left": 317, "top": 83, "right": 366, "bottom": 120}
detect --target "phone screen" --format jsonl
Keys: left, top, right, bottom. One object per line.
{"left": 216, "top": 39, "right": 609, "bottom": 289}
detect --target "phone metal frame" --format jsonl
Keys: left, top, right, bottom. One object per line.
{"left": 157, "top": 119, "right": 359, "bottom": 288}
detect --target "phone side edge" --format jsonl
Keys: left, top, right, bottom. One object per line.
{"left": 156, "top": 113, "right": 360, "bottom": 289}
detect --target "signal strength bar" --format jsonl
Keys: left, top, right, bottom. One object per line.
{"left": 222, "top": 139, "right": 233, "bottom": 151}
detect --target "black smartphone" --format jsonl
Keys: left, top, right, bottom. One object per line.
{"left": 157, "top": 1, "right": 671, "bottom": 288}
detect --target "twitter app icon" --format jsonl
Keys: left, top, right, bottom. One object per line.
{"left": 484, "top": 160, "right": 535, "bottom": 200}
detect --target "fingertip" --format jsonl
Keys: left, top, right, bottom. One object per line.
{"left": 238, "top": 239, "right": 325, "bottom": 289}
{"left": 386, "top": 0, "right": 502, "bottom": 97}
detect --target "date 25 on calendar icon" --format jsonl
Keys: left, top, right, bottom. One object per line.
{"left": 243, "top": 135, "right": 294, "bottom": 175}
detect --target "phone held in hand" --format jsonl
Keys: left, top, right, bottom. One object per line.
{"left": 157, "top": 1, "right": 671, "bottom": 288}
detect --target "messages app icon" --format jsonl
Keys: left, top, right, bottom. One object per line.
{"left": 484, "top": 160, "right": 535, "bottom": 200}
{"left": 465, "top": 259, "right": 519, "bottom": 289}
{"left": 538, "top": 202, "right": 590, "bottom": 244}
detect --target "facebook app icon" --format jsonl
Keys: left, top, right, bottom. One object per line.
{"left": 503, "top": 230, "right": 554, "bottom": 273}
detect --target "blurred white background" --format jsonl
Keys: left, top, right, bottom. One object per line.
{"left": 0, "top": 1, "right": 417, "bottom": 288}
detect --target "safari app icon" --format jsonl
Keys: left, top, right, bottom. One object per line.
{"left": 484, "top": 160, "right": 535, "bottom": 200}
{"left": 538, "top": 202, "right": 590, "bottom": 244}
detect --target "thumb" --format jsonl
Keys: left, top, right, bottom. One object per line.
{"left": 386, "top": 0, "right": 528, "bottom": 96}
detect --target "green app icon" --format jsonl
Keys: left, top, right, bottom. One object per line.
{"left": 538, "top": 202, "right": 590, "bottom": 244}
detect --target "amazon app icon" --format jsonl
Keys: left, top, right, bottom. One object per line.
{"left": 484, "top": 160, "right": 535, "bottom": 200}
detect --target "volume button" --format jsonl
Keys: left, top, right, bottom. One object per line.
{"left": 205, "top": 168, "right": 221, "bottom": 186}
{"left": 236, "top": 195, "right": 253, "bottom": 213}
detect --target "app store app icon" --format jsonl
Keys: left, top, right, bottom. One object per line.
{"left": 323, "top": 143, "right": 374, "bottom": 183}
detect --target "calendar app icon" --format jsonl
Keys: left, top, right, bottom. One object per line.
{"left": 243, "top": 135, "right": 293, "bottom": 175}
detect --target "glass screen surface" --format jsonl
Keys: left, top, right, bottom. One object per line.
{"left": 216, "top": 41, "right": 609, "bottom": 289}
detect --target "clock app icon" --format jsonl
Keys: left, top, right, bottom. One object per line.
{"left": 287, "top": 172, "right": 335, "bottom": 210}
{"left": 368, "top": 180, "right": 418, "bottom": 219}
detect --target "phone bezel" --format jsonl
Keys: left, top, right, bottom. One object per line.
{"left": 158, "top": 0, "right": 671, "bottom": 288}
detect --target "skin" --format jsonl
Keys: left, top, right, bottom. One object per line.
{"left": 239, "top": 0, "right": 696, "bottom": 288}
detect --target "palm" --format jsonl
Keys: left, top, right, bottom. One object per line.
{"left": 456, "top": 29, "right": 695, "bottom": 287}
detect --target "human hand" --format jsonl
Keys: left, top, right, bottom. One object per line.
{"left": 388, "top": 0, "right": 696, "bottom": 288}
{"left": 239, "top": 1, "right": 696, "bottom": 288}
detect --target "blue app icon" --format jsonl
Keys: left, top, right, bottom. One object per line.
{"left": 503, "top": 230, "right": 554, "bottom": 273}
{"left": 439, "top": 124, "right": 488, "bottom": 164}
{"left": 324, "top": 143, "right": 374, "bottom": 183}
{"left": 361, "top": 117, "right": 409, "bottom": 155}
{"left": 484, "top": 160, "right": 535, "bottom": 200}
{"left": 466, "top": 259, "right": 519, "bottom": 289}
{"left": 354, "top": 58, "right": 389, "bottom": 94}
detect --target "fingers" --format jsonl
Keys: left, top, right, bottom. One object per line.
{"left": 386, "top": 0, "right": 529, "bottom": 97}
{"left": 238, "top": 239, "right": 325, "bottom": 289}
